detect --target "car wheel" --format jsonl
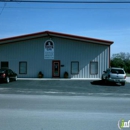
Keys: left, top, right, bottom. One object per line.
{"left": 101, "top": 76, "right": 104, "bottom": 81}
{"left": 6, "top": 77, "right": 10, "bottom": 83}
{"left": 121, "top": 82, "right": 125, "bottom": 86}
{"left": 104, "top": 79, "right": 107, "bottom": 84}
{"left": 14, "top": 76, "right": 17, "bottom": 81}
{"left": 104, "top": 78, "right": 109, "bottom": 85}
{"left": 101, "top": 76, "right": 105, "bottom": 83}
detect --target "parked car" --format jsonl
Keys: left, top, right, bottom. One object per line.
{"left": 0, "top": 68, "right": 17, "bottom": 83}
{"left": 101, "top": 67, "right": 126, "bottom": 85}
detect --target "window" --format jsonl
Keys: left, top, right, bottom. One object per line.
{"left": 71, "top": 61, "right": 79, "bottom": 74}
{"left": 19, "top": 62, "right": 27, "bottom": 74}
{"left": 1, "top": 62, "right": 9, "bottom": 69}
{"left": 90, "top": 62, "right": 98, "bottom": 75}
{"left": 111, "top": 69, "right": 124, "bottom": 74}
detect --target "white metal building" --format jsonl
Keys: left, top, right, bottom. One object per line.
{"left": 0, "top": 31, "right": 113, "bottom": 78}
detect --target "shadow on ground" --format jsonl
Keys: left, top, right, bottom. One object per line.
{"left": 91, "top": 80, "right": 121, "bottom": 87}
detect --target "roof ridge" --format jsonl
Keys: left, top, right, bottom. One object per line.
{"left": 0, "top": 30, "right": 114, "bottom": 45}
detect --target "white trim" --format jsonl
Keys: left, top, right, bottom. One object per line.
{"left": 18, "top": 78, "right": 101, "bottom": 80}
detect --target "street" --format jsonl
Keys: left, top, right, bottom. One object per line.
{"left": 0, "top": 94, "right": 130, "bottom": 130}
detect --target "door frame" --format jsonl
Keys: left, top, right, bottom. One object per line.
{"left": 52, "top": 60, "right": 60, "bottom": 78}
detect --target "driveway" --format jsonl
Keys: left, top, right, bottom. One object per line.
{"left": 0, "top": 79, "right": 130, "bottom": 96}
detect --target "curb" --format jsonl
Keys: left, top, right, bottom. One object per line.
{"left": 17, "top": 78, "right": 101, "bottom": 81}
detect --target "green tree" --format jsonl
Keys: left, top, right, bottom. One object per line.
{"left": 111, "top": 52, "right": 130, "bottom": 73}
{"left": 124, "top": 59, "right": 130, "bottom": 73}
{"left": 111, "top": 58, "right": 125, "bottom": 68}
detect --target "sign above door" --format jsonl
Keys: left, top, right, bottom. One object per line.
{"left": 44, "top": 40, "right": 54, "bottom": 59}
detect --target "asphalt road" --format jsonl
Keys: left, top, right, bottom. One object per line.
{"left": 0, "top": 94, "right": 130, "bottom": 130}
{"left": 0, "top": 80, "right": 130, "bottom": 96}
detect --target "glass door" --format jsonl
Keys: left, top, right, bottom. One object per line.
{"left": 52, "top": 60, "right": 60, "bottom": 78}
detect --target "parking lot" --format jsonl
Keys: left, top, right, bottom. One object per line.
{"left": 0, "top": 79, "right": 130, "bottom": 96}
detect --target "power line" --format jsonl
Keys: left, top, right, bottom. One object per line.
{"left": 0, "top": 0, "right": 130, "bottom": 3}
{"left": 0, "top": 2, "right": 6, "bottom": 15}
{"left": 0, "top": 6, "right": 130, "bottom": 9}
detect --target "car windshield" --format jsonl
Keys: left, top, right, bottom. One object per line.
{"left": 111, "top": 69, "right": 124, "bottom": 74}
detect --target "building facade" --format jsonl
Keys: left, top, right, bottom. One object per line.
{"left": 0, "top": 31, "right": 113, "bottom": 78}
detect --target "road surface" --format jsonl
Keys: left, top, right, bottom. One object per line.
{"left": 0, "top": 94, "right": 130, "bottom": 130}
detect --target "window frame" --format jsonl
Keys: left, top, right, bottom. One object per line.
{"left": 71, "top": 61, "right": 79, "bottom": 74}
{"left": 1, "top": 61, "right": 9, "bottom": 69}
{"left": 90, "top": 61, "right": 98, "bottom": 75}
{"left": 19, "top": 62, "right": 27, "bottom": 74}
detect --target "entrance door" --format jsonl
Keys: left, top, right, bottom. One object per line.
{"left": 52, "top": 60, "right": 60, "bottom": 78}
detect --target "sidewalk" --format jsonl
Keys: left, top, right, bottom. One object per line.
{"left": 17, "top": 78, "right": 101, "bottom": 80}
{"left": 126, "top": 77, "right": 130, "bottom": 83}
{"left": 18, "top": 77, "right": 130, "bottom": 82}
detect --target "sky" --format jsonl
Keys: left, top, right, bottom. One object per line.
{"left": 0, "top": 1, "right": 130, "bottom": 56}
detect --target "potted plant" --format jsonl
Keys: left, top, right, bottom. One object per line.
{"left": 38, "top": 71, "right": 44, "bottom": 78}
{"left": 64, "top": 71, "right": 68, "bottom": 78}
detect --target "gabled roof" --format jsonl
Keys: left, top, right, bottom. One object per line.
{"left": 0, "top": 30, "right": 113, "bottom": 45}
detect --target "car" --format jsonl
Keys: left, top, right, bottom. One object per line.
{"left": 101, "top": 67, "right": 126, "bottom": 86}
{"left": 0, "top": 68, "right": 17, "bottom": 83}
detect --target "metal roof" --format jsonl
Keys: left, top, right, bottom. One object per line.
{"left": 0, "top": 30, "right": 114, "bottom": 45}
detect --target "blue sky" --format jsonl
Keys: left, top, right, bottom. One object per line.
{"left": 0, "top": 1, "right": 130, "bottom": 56}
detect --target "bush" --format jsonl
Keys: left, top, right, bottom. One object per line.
{"left": 64, "top": 72, "right": 68, "bottom": 78}
{"left": 38, "top": 71, "right": 44, "bottom": 78}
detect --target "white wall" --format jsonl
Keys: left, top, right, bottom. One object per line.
{"left": 0, "top": 36, "right": 110, "bottom": 78}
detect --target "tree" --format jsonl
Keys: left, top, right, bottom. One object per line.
{"left": 111, "top": 58, "right": 125, "bottom": 68}
{"left": 124, "top": 59, "right": 130, "bottom": 73}
{"left": 111, "top": 52, "right": 130, "bottom": 73}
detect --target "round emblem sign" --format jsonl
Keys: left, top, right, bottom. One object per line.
{"left": 44, "top": 40, "right": 54, "bottom": 59}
